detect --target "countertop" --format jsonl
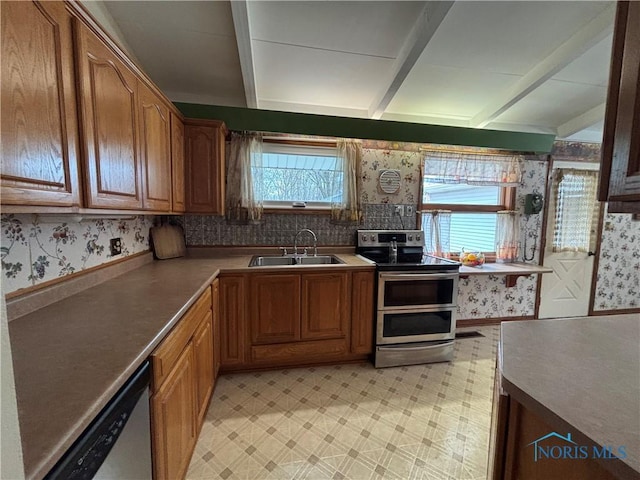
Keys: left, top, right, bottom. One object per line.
{"left": 8, "top": 252, "right": 373, "bottom": 480}
{"left": 459, "top": 262, "right": 552, "bottom": 276}
{"left": 500, "top": 315, "right": 640, "bottom": 479}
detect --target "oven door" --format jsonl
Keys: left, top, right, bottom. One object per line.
{"left": 376, "top": 308, "right": 456, "bottom": 345}
{"left": 378, "top": 272, "right": 458, "bottom": 310}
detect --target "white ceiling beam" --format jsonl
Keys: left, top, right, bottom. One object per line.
{"left": 470, "top": 4, "right": 615, "bottom": 128}
{"left": 368, "top": 1, "right": 454, "bottom": 120}
{"left": 230, "top": 0, "right": 258, "bottom": 109}
{"left": 556, "top": 102, "right": 606, "bottom": 138}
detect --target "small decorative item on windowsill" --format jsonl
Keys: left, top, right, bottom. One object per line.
{"left": 496, "top": 243, "right": 520, "bottom": 263}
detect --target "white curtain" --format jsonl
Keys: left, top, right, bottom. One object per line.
{"left": 225, "top": 132, "right": 263, "bottom": 224}
{"left": 552, "top": 169, "right": 598, "bottom": 252}
{"left": 421, "top": 210, "right": 451, "bottom": 256}
{"left": 423, "top": 150, "right": 523, "bottom": 186}
{"left": 496, "top": 210, "right": 519, "bottom": 262}
{"left": 331, "top": 139, "right": 362, "bottom": 224}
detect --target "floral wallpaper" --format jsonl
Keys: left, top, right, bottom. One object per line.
{"left": 1, "top": 214, "right": 153, "bottom": 295}
{"left": 593, "top": 211, "right": 640, "bottom": 311}
{"left": 360, "top": 148, "right": 422, "bottom": 204}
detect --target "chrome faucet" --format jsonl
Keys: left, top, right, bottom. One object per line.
{"left": 390, "top": 240, "right": 398, "bottom": 263}
{"left": 293, "top": 229, "right": 318, "bottom": 256}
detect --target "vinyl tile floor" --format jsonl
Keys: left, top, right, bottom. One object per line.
{"left": 187, "top": 326, "right": 500, "bottom": 480}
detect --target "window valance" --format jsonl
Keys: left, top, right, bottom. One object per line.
{"left": 423, "top": 150, "right": 523, "bottom": 186}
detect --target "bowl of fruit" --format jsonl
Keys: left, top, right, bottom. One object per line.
{"left": 460, "top": 251, "right": 485, "bottom": 267}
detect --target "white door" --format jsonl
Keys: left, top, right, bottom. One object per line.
{"left": 538, "top": 163, "right": 600, "bottom": 319}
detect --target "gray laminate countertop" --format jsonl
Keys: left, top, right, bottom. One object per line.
{"left": 8, "top": 252, "right": 373, "bottom": 480}
{"left": 500, "top": 315, "right": 640, "bottom": 479}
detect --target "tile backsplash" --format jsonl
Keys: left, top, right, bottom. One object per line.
{"left": 181, "top": 204, "right": 417, "bottom": 247}
{"left": 1, "top": 214, "right": 153, "bottom": 295}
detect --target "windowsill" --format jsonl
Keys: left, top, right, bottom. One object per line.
{"left": 263, "top": 207, "right": 332, "bottom": 215}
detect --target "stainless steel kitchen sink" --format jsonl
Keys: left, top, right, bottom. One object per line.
{"left": 248, "top": 255, "right": 344, "bottom": 267}
{"left": 296, "top": 255, "right": 344, "bottom": 265}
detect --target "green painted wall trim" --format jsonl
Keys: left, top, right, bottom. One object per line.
{"left": 174, "top": 103, "right": 556, "bottom": 153}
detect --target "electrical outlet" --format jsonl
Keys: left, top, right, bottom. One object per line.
{"left": 405, "top": 205, "right": 414, "bottom": 216}
{"left": 110, "top": 238, "right": 122, "bottom": 256}
{"left": 394, "top": 205, "right": 404, "bottom": 216}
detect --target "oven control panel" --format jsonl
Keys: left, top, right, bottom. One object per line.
{"left": 357, "top": 230, "right": 424, "bottom": 247}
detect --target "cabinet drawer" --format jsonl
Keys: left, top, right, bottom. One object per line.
{"left": 151, "top": 287, "right": 212, "bottom": 390}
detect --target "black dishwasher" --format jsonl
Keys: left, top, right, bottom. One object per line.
{"left": 45, "top": 361, "right": 152, "bottom": 480}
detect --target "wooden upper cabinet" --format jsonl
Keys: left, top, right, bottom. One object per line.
{"left": 599, "top": 1, "right": 640, "bottom": 213}
{"left": 170, "top": 113, "right": 186, "bottom": 213}
{"left": 1, "top": 1, "right": 81, "bottom": 207}
{"left": 138, "top": 83, "right": 171, "bottom": 211}
{"left": 185, "top": 120, "right": 226, "bottom": 214}
{"left": 250, "top": 274, "right": 301, "bottom": 345}
{"left": 301, "top": 272, "right": 349, "bottom": 341}
{"left": 74, "top": 21, "right": 143, "bottom": 210}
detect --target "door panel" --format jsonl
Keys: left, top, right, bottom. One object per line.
{"left": 1, "top": 1, "right": 81, "bottom": 206}
{"left": 250, "top": 274, "right": 301, "bottom": 344}
{"left": 301, "top": 272, "right": 349, "bottom": 341}
{"left": 139, "top": 84, "right": 171, "bottom": 211}
{"left": 539, "top": 166, "right": 600, "bottom": 318}
{"left": 151, "top": 343, "right": 196, "bottom": 480}
{"left": 75, "top": 21, "right": 142, "bottom": 209}
{"left": 219, "top": 275, "right": 247, "bottom": 367}
{"left": 193, "top": 312, "right": 214, "bottom": 426}
{"left": 170, "top": 113, "right": 185, "bottom": 212}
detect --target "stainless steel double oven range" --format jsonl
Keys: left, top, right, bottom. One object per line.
{"left": 356, "top": 230, "right": 460, "bottom": 368}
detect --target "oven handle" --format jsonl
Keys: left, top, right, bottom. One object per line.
{"left": 379, "top": 273, "right": 459, "bottom": 281}
{"left": 377, "top": 342, "right": 453, "bottom": 351}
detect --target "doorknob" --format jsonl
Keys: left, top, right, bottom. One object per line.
{"left": 587, "top": 251, "right": 596, "bottom": 256}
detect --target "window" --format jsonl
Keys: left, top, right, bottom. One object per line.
{"left": 253, "top": 141, "right": 342, "bottom": 208}
{"left": 419, "top": 151, "right": 518, "bottom": 255}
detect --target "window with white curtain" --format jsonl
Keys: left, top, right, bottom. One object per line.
{"left": 252, "top": 142, "right": 342, "bottom": 207}
{"left": 552, "top": 169, "right": 598, "bottom": 252}
{"left": 420, "top": 150, "right": 521, "bottom": 255}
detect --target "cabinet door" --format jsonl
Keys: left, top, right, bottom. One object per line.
{"left": 171, "top": 113, "right": 186, "bottom": 213}
{"left": 350, "top": 271, "right": 374, "bottom": 354}
{"left": 185, "top": 121, "right": 226, "bottom": 214}
{"left": 219, "top": 275, "right": 247, "bottom": 367}
{"left": 601, "top": 1, "right": 640, "bottom": 212}
{"left": 250, "top": 274, "right": 301, "bottom": 345}
{"left": 193, "top": 312, "right": 214, "bottom": 427}
{"left": 301, "top": 272, "right": 349, "bottom": 341}
{"left": 1, "top": 1, "right": 81, "bottom": 207}
{"left": 138, "top": 83, "right": 171, "bottom": 211}
{"left": 212, "top": 278, "right": 221, "bottom": 379}
{"left": 75, "top": 21, "right": 143, "bottom": 209}
{"left": 151, "top": 342, "right": 197, "bottom": 480}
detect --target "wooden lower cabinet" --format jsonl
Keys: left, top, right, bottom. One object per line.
{"left": 212, "top": 278, "right": 221, "bottom": 380}
{"left": 219, "top": 275, "right": 247, "bottom": 367}
{"left": 151, "top": 342, "right": 197, "bottom": 480}
{"left": 250, "top": 273, "right": 301, "bottom": 344}
{"left": 193, "top": 311, "right": 214, "bottom": 426}
{"left": 301, "top": 272, "right": 349, "bottom": 341}
{"left": 489, "top": 373, "right": 619, "bottom": 480}
{"left": 150, "top": 286, "right": 216, "bottom": 480}
{"left": 350, "top": 271, "right": 375, "bottom": 354}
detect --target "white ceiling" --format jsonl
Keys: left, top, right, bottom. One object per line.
{"left": 104, "top": 0, "right": 616, "bottom": 143}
